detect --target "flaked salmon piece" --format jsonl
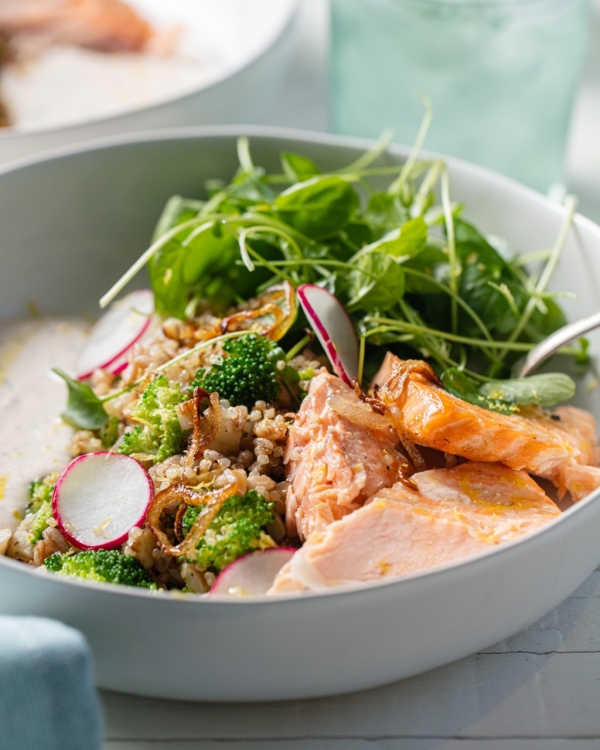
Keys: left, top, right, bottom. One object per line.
{"left": 285, "top": 372, "right": 404, "bottom": 541}
{"left": 269, "top": 462, "right": 560, "bottom": 594}
{"left": 527, "top": 405, "right": 600, "bottom": 499}
{"left": 0, "top": 0, "right": 153, "bottom": 56}
{"left": 557, "top": 463, "right": 600, "bottom": 502}
{"left": 372, "top": 354, "right": 590, "bottom": 484}
{"left": 409, "top": 462, "right": 560, "bottom": 538}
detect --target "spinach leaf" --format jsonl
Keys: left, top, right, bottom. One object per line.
{"left": 152, "top": 195, "right": 203, "bottom": 242}
{"left": 52, "top": 369, "right": 109, "bottom": 429}
{"left": 365, "top": 192, "right": 408, "bottom": 231}
{"left": 182, "top": 220, "right": 238, "bottom": 284}
{"left": 148, "top": 240, "right": 188, "bottom": 319}
{"left": 348, "top": 252, "right": 405, "bottom": 312}
{"left": 402, "top": 246, "right": 449, "bottom": 295}
{"left": 227, "top": 169, "right": 276, "bottom": 205}
{"left": 368, "top": 217, "right": 428, "bottom": 259}
{"left": 455, "top": 221, "right": 521, "bottom": 338}
{"left": 280, "top": 152, "right": 321, "bottom": 182}
{"left": 479, "top": 373, "right": 575, "bottom": 407}
{"left": 274, "top": 176, "right": 359, "bottom": 240}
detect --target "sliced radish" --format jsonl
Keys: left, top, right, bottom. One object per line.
{"left": 210, "top": 548, "right": 296, "bottom": 597}
{"left": 76, "top": 289, "right": 154, "bottom": 380}
{"left": 52, "top": 452, "right": 154, "bottom": 551}
{"left": 297, "top": 284, "right": 359, "bottom": 385}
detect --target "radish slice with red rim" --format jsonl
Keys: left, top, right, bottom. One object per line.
{"left": 297, "top": 284, "right": 359, "bottom": 385}
{"left": 76, "top": 289, "right": 154, "bottom": 380}
{"left": 53, "top": 452, "right": 154, "bottom": 551}
{"left": 210, "top": 548, "right": 296, "bottom": 597}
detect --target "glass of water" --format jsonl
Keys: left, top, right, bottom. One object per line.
{"left": 330, "top": 0, "right": 591, "bottom": 192}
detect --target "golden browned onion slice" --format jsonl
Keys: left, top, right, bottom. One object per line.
{"left": 370, "top": 359, "right": 442, "bottom": 473}
{"left": 221, "top": 281, "right": 297, "bottom": 341}
{"left": 171, "top": 476, "right": 244, "bottom": 558}
{"left": 327, "top": 393, "right": 392, "bottom": 431}
{"left": 147, "top": 484, "right": 213, "bottom": 554}
{"left": 185, "top": 387, "right": 222, "bottom": 470}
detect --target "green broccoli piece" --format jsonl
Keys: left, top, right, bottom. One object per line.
{"left": 192, "top": 334, "right": 282, "bottom": 408}
{"left": 43, "top": 549, "right": 155, "bottom": 588}
{"left": 27, "top": 473, "right": 57, "bottom": 514}
{"left": 27, "top": 473, "right": 58, "bottom": 543}
{"left": 181, "top": 489, "right": 276, "bottom": 571}
{"left": 119, "top": 425, "right": 159, "bottom": 457}
{"left": 100, "top": 416, "right": 120, "bottom": 448}
{"left": 119, "top": 375, "right": 187, "bottom": 463}
{"left": 29, "top": 501, "right": 54, "bottom": 544}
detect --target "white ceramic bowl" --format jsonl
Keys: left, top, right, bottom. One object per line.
{"left": 1, "top": 127, "right": 600, "bottom": 702}
{"left": 0, "top": 1, "right": 297, "bottom": 166}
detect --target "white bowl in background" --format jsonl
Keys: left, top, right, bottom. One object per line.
{"left": 0, "top": 1, "right": 297, "bottom": 165}
{"left": 0, "top": 127, "right": 600, "bottom": 702}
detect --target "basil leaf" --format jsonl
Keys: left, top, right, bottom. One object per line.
{"left": 274, "top": 176, "right": 359, "bottom": 240}
{"left": 52, "top": 368, "right": 108, "bottom": 430}
{"left": 479, "top": 373, "right": 576, "bottom": 407}
{"left": 280, "top": 152, "right": 321, "bottom": 182}
{"left": 441, "top": 368, "right": 516, "bottom": 414}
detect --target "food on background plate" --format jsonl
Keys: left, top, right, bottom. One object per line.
{"left": 0, "top": 0, "right": 188, "bottom": 130}
{"left": 0, "top": 0, "right": 153, "bottom": 59}
{"left": 2, "top": 129, "right": 599, "bottom": 597}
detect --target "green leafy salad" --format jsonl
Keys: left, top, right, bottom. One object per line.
{"left": 100, "top": 120, "right": 587, "bottom": 410}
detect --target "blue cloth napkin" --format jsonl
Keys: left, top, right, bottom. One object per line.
{"left": 0, "top": 616, "right": 103, "bottom": 750}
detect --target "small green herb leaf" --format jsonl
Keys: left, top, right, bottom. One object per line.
{"left": 280, "top": 152, "right": 321, "bottom": 181}
{"left": 181, "top": 220, "right": 238, "bottom": 284}
{"left": 52, "top": 368, "right": 109, "bottom": 429}
{"left": 441, "top": 368, "right": 516, "bottom": 414}
{"left": 368, "top": 216, "right": 428, "bottom": 259}
{"left": 151, "top": 195, "right": 204, "bottom": 242}
{"left": 148, "top": 241, "right": 188, "bottom": 319}
{"left": 366, "top": 192, "right": 407, "bottom": 230}
{"left": 479, "top": 373, "right": 576, "bottom": 407}
{"left": 274, "top": 176, "right": 359, "bottom": 240}
{"left": 348, "top": 252, "right": 405, "bottom": 312}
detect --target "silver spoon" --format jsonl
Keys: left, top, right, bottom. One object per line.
{"left": 517, "top": 310, "right": 600, "bottom": 378}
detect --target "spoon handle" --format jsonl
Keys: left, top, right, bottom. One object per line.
{"left": 517, "top": 310, "right": 600, "bottom": 378}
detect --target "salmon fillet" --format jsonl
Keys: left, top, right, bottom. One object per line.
{"left": 285, "top": 372, "right": 404, "bottom": 540}
{"left": 0, "top": 0, "right": 152, "bottom": 56}
{"left": 269, "top": 462, "right": 560, "bottom": 594}
{"left": 373, "top": 354, "right": 600, "bottom": 498}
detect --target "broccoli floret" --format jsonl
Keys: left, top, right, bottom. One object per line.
{"left": 181, "top": 489, "right": 276, "bottom": 571}
{"left": 27, "top": 473, "right": 58, "bottom": 543}
{"left": 119, "top": 375, "right": 187, "bottom": 463}
{"left": 119, "top": 425, "right": 159, "bottom": 457}
{"left": 29, "top": 501, "right": 54, "bottom": 544}
{"left": 44, "top": 549, "right": 155, "bottom": 588}
{"left": 99, "top": 416, "right": 120, "bottom": 448}
{"left": 192, "top": 334, "right": 282, "bottom": 408}
{"left": 27, "top": 473, "right": 57, "bottom": 514}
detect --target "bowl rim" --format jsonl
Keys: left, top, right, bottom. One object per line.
{"left": 0, "top": 0, "right": 298, "bottom": 141}
{"left": 1, "top": 123, "right": 600, "bottom": 606}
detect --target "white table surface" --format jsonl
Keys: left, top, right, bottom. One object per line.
{"left": 102, "top": 2, "right": 600, "bottom": 747}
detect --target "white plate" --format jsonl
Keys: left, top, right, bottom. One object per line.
{"left": 0, "top": 127, "right": 600, "bottom": 702}
{"left": 0, "top": 1, "right": 297, "bottom": 163}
